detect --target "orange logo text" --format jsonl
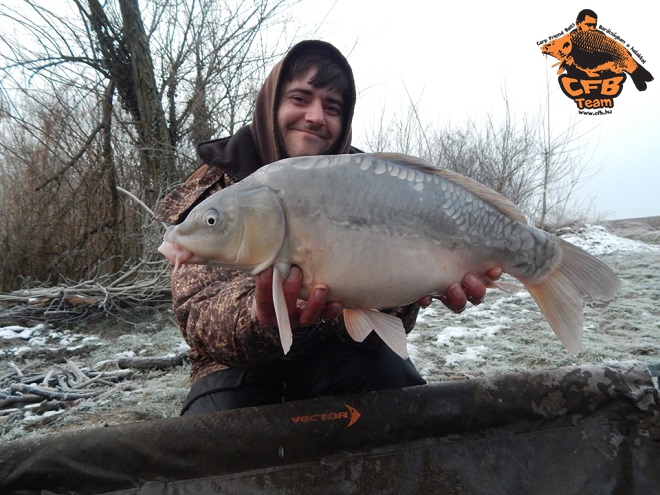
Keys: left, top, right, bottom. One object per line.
{"left": 290, "top": 404, "right": 361, "bottom": 428}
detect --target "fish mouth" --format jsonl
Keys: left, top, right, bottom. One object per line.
{"left": 158, "top": 240, "right": 195, "bottom": 274}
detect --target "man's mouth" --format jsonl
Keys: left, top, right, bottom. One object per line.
{"left": 291, "top": 127, "right": 328, "bottom": 140}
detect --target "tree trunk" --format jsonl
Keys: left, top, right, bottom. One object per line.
{"left": 118, "top": 0, "right": 176, "bottom": 199}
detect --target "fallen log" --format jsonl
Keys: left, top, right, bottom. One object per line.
{"left": 9, "top": 383, "right": 103, "bottom": 401}
{"left": 115, "top": 351, "right": 188, "bottom": 370}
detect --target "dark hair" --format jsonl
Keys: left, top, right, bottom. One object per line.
{"left": 281, "top": 47, "right": 351, "bottom": 101}
{"left": 576, "top": 9, "right": 598, "bottom": 23}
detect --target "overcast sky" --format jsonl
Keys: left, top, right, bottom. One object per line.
{"left": 2, "top": 0, "right": 656, "bottom": 220}
{"left": 291, "top": 0, "right": 659, "bottom": 220}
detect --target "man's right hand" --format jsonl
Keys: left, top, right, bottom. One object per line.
{"left": 252, "top": 266, "right": 341, "bottom": 328}
{"left": 417, "top": 267, "right": 503, "bottom": 313}
{"left": 253, "top": 265, "right": 503, "bottom": 328}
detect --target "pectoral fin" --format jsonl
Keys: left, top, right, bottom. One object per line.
{"left": 343, "top": 308, "right": 409, "bottom": 359}
{"left": 272, "top": 265, "right": 293, "bottom": 354}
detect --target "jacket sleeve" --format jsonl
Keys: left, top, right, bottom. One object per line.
{"left": 171, "top": 263, "right": 288, "bottom": 372}
{"left": 171, "top": 261, "right": 421, "bottom": 377}
{"left": 157, "top": 167, "right": 421, "bottom": 380}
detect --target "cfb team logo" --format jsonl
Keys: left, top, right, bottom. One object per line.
{"left": 539, "top": 9, "right": 653, "bottom": 114}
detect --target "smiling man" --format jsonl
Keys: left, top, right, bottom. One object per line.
{"left": 277, "top": 70, "right": 344, "bottom": 157}
{"left": 154, "top": 40, "right": 495, "bottom": 415}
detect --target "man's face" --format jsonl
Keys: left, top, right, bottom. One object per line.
{"left": 277, "top": 69, "right": 344, "bottom": 158}
{"left": 577, "top": 15, "right": 597, "bottom": 31}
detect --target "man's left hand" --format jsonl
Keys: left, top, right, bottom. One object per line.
{"left": 417, "top": 267, "right": 503, "bottom": 313}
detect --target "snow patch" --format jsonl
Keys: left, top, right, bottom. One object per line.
{"left": 435, "top": 325, "right": 502, "bottom": 346}
{"left": 560, "top": 225, "right": 660, "bottom": 256}
{"left": 445, "top": 346, "right": 489, "bottom": 365}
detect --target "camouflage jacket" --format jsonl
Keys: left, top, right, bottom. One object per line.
{"left": 154, "top": 128, "right": 420, "bottom": 384}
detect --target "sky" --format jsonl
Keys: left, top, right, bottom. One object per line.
{"left": 288, "top": 0, "right": 659, "bottom": 220}
{"left": 1, "top": 0, "right": 656, "bottom": 220}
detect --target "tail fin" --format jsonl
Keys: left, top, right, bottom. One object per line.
{"left": 630, "top": 64, "right": 654, "bottom": 91}
{"left": 523, "top": 238, "right": 621, "bottom": 355}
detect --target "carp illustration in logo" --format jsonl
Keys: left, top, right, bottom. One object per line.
{"left": 540, "top": 9, "right": 653, "bottom": 112}
{"left": 542, "top": 30, "right": 653, "bottom": 91}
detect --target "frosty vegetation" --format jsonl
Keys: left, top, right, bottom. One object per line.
{"left": 2, "top": 221, "right": 658, "bottom": 442}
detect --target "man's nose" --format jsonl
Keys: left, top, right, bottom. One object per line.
{"left": 305, "top": 99, "right": 325, "bottom": 125}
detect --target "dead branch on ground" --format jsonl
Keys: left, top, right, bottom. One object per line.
{"left": 0, "top": 353, "right": 188, "bottom": 428}
{"left": 0, "top": 259, "right": 172, "bottom": 327}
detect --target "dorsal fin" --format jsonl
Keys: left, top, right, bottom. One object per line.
{"left": 374, "top": 153, "right": 528, "bottom": 224}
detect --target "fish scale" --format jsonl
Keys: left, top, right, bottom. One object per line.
{"left": 160, "top": 153, "right": 620, "bottom": 358}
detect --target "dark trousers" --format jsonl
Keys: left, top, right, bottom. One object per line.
{"left": 181, "top": 335, "right": 426, "bottom": 415}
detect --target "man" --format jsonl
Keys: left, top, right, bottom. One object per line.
{"left": 576, "top": 9, "right": 598, "bottom": 31}
{"left": 154, "top": 40, "right": 498, "bottom": 415}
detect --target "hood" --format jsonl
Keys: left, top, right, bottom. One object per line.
{"left": 249, "top": 40, "right": 357, "bottom": 165}
{"left": 154, "top": 41, "right": 357, "bottom": 225}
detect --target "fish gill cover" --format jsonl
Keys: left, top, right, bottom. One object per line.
{"left": 538, "top": 8, "right": 654, "bottom": 114}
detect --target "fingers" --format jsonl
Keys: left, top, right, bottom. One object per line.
{"left": 282, "top": 266, "right": 303, "bottom": 311}
{"left": 298, "top": 285, "right": 330, "bottom": 327}
{"left": 438, "top": 270, "right": 499, "bottom": 314}
{"left": 253, "top": 267, "right": 276, "bottom": 325}
{"left": 254, "top": 266, "right": 303, "bottom": 326}
{"left": 416, "top": 295, "right": 433, "bottom": 308}
{"left": 320, "top": 301, "right": 343, "bottom": 320}
{"left": 438, "top": 282, "right": 469, "bottom": 314}
{"left": 462, "top": 274, "right": 486, "bottom": 305}
{"left": 486, "top": 266, "right": 503, "bottom": 282}
{"left": 253, "top": 266, "right": 340, "bottom": 328}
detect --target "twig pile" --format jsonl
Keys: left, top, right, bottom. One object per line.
{"left": 0, "top": 259, "right": 172, "bottom": 327}
{"left": 0, "top": 353, "right": 187, "bottom": 429}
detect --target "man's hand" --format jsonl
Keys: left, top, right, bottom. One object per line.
{"left": 254, "top": 265, "right": 503, "bottom": 327}
{"left": 417, "top": 267, "right": 502, "bottom": 313}
{"left": 252, "top": 266, "right": 341, "bottom": 328}
{"left": 417, "top": 267, "right": 503, "bottom": 313}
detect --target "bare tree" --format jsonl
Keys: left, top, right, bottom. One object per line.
{"left": 533, "top": 76, "right": 595, "bottom": 229}
{"left": 362, "top": 94, "right": 595, "bottom": 228}
{"left": 0, "top": 0, "right": 292, "bottom": 293}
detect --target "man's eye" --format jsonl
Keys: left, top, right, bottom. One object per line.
{"left": 325, "top": 106, "right": 341, "bottom": 116}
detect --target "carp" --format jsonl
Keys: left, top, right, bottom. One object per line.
{"left": 542, "top": 29, "right": 653, "bottom": 91}
{"left": 159, "top": 153, "right": 621, "bottom": 359}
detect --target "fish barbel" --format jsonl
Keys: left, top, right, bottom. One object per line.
{"left": 159, "top": 153, "right": 620, "bottom": 358}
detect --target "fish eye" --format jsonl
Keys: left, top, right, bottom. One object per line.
{"left": 205, "top": 209, "right": 220, "bottom": 226}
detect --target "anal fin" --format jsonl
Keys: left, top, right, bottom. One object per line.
{"left": 343, "top": 308, "right": 409, "bottom": 359}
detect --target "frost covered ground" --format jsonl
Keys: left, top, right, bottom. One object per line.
{"left": 1, "top": 220, "right": 659, "bottom": 442}
{"left": 411, "top": 223, "right": 660, "bottom": 382}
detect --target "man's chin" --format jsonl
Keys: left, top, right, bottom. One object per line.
{"left": 285, "top": 142, "right": 328, "bottom": 158}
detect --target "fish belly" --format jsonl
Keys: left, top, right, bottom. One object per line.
{"left": 284, "top": 216, "right": 494, "bottom": 309}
